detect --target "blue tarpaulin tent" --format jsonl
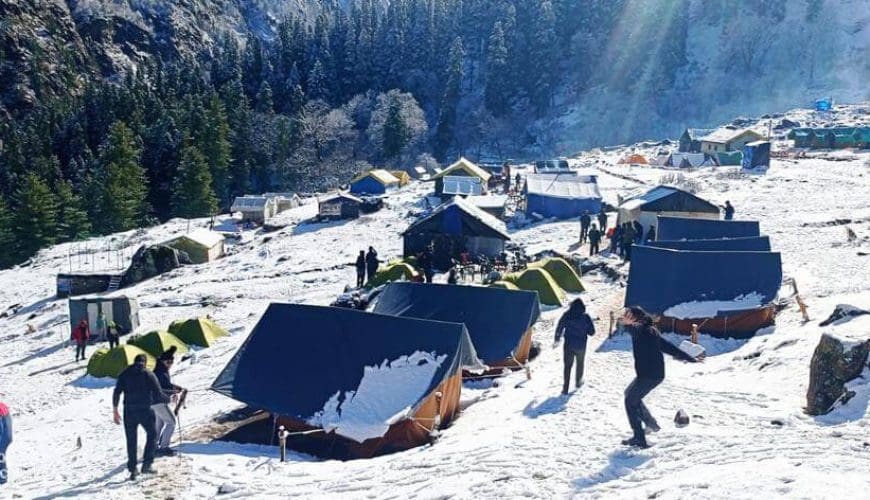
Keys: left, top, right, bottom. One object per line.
{"left": 625, "top": 246, "right": 782, "bottom": 315}
{"left": 350, "top": 170, "right": 399, "bottom": 195}
{"left": 373, "top": 283, "right": 540, "bottom": 368}
{"left": 742, "top": 141, "right": 771, "bottom": 170}
{"left": 211, "top": 303, "right": 482, "bottom": 458}
{"left": 657, "top": 216, "right": 760, "bottom": 241}
{"left": 646, "top": 236, "right": 771, "bottom": 252}
{"left": 524, "top": 174, "right": 602, "bottom": 219}
{"left": 815, "top": 98, "right": 833, "bottom": 112}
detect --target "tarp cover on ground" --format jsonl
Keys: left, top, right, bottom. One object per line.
{"left": 656, "top": 216, "right": 760, "bottom": 241}
{"left": 373, "top": 283, "right": 540, "bottom": 366}
{"left": 211, "top": 304, "right": 482, "bottom": 456}
{"left": 625, "top": 245, "right": 782, "bottom": 316}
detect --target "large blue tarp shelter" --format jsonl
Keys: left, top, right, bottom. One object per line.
{"left": 212, "top": 303, "right": 481, "bottom": 423}
{"left": 646, "top": 236, "right": 771, "bottom": 252}
{"left": 524, "top": 174, "right": 602, "bottom": 219}
{"left": 625, "top": 246, "right": 782, "bottom": 315}
{"left": 742, "top": 141, "right": 771, "bottom": 170}
{"left": 373, "top": 283, "right": 540, "bottom": 366}
{"left": 350, "top": 170, "right": 399, "bottom": 195}
{"left": 657, "top": 216, "right": 760, "bottom": 241}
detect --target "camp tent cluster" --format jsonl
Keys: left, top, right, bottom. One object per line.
{"left": 501, "top": 257, "right": 584, "bottom": 307}
{"left": 86, "top": 317, "right": 229, "bottom": 378}
{"left": 627, "top": 216, "right": 783, "bottom": 338}
{"left": 788, "top": 127, "right": 870, "bottom": 149}
{"left": 231, "top": 193, "right": 301, "bottom": 224}
{"left": 617, "top": 185, "right": 720, "bottom": 232}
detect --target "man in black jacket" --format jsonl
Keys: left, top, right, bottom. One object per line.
{"left": 579, "top": 211, "right": 592, "bottom": 244}
{"left": 113, "top": 355, "right": 169, "bottom": 480}
{"left": 554, "top": 299, "right": 595, "bottom": 394}
{"left": 588, "top": 224, "right": 602, "bottom": 256}
{"left": 365, "top": 246, "right": 379, "bottom": 283}
{"left": 621, "top": 306, "right": 702, "bottom": 448}
{"left": 355, "top": 250, "right": 366, "bottom": 288}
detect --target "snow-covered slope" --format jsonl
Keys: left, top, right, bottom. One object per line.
{"left": 1, "top": 123, "right": 869, "bottom": 497}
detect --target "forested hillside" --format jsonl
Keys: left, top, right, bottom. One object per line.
{"left": 0, "top": 0, "right": 867, "bottom": 267}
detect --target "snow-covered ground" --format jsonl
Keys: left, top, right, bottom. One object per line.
{"left": 1, "top": 139, "right": 870, "bottom": 498}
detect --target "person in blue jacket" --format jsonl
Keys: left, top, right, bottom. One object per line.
{"left": 554, "top": 298, "right": 595, "bottom": 394}
{"left": 620, "top": 306, "right": 702, "bottom": 448}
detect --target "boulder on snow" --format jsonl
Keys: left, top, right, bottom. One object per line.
{"left": 775, "top": 118, "right": 801, "bottom": 130}
{"left": 805, "top": 333, "right": 870, "bottom": 415}
{"left": 819, "top": 304, "right": 870, "bottom": 327}
{"left": 674, "top": 409, "right": 690, "bottom": 427}
{"left": 120, "top": 244, "right": 190, "bottom": 288}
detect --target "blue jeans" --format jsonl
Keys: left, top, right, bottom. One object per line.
{"left": 0, "top": 413, "right": 11, "bottom": 484}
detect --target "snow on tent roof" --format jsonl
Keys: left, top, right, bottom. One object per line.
{"left": 353, "top": 169, "right": 400, "bottom": 186}
{"left": 619, "top": 186, "right": 719, "bottom": 214}
{"left": 702, "top": 127, "right": 753, "bottom": 144}
{"left": 179, "top": 228, "right": 224, "bottom": 248}
{"left": 231, "top": 196, "right": 271, "bottom": 210}
{"left": 320, "top": 192, "right": 363, "bottom": 204}
{"left": 373, "top": 283, "right": 540, "bottom": 366}
{"left": 525, "top": 174, "right": 602, "bottom": 200}
{"left": 442, "top": 175, "right": 483, "bottom": 196}
{"left": 403, "top": 197, "right": 509, "bottom": 240}
{"left": 211, "top": 304, "right": 482, "bottom": 442}
{"left": 431, "top": 157, "right": 491, "bottom": 183}
{"left": 685, "top": 128, "right": 715, "bottom": 140}
{"left": 669, "top": 152, "right": 707, "bottom": 168}
{"left": 657, "top": 216, "right": 760, "bottom": 241}
{"left": 625, "top": 246, "right": 782, "bottom": 315}
{"left": 647, "top": 236, "right": 771, "bottom": 252}
{"left": 469, "top": 195, "right": 507, "bottom": 209}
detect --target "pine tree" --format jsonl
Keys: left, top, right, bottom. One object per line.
{"left": 255, "top": 81, "right": 274, "bottom": 114}
{"left": 202, "top": 95, "right": 232, "bottom": 205}
{"left": 307, "top": 59, "right": 328, "bottom": 102}
{"left": 172, "top": 140, "right": 218, "bottom": 218}
{"left": 13, "top": 173, "right": 58, "bottom": 259}
{"left": 530, "top": 1, "right": 557, "bottom": 112}
{"left": 222, "top": 79, "right": 253, "bottom": 197}
{"left": 0, "top": 198, "right": 19, "bottom": 268}
{"left": 485, "top": 21, "right": 510, "bottom": 115}
{"left": 100, "top": 121, "right": 149, "bottom": 233}
{"left": 435, "top": 36, "right": 465, "bottom": 159}
{"left": 382, "top": 94, "right": 409, "bottom": 159}
{"left": 55, "top": 180, "right": 92, "bottom": 241}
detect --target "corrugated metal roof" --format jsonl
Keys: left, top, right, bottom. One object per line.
{"left": 442, "top": 176, "right": 484, "bottom": 196}
{"left": 525, "top": 174, "right": 602, "bottom": 200}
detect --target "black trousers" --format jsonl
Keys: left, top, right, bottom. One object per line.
{"left": 75, "top": 343, "right": 86, "bottom": 361}
{"left": 624, "top": 377, "right": 662, "bottom": 440}
{"left": 367, "top": 266, "right": 378, "bottom": 282}
{"left": 589, "top": 241, "right": 599, "bottom": 256}
{"left": 562, "top": 344, "right": 586, "bottom": 393}
{"left": 124, "top": 407, "right": 157, "bottom": 473}
{"left": 580, "top": 225, "right": 589, "bottom": 243}
{"left": 356, "top": 270, "right": 365, "bottom": 288}
{"left": 108, "top": 334, "right": 120, "bottom": 350}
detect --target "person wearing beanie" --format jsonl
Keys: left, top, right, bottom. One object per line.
{"left": 112, "top": 354, "right": 169, "bottom": 480}
{"left": 153, "top": 347, "right": 183, "bottom": 457}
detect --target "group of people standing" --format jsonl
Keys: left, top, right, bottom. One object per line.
{"left": 579, "top": 210, "right": 607, "bottom": 256}
{"left": 112, "top": 348, "right": 185, "bottom": 480}
{"left": 71, "top": 313, "right": 122, "bottom": 362}
{"left": 354, "top": 246, "right": 381, "bottom": 288}
{"left": 554, "top": 299, "right": 703, "bottom": 448}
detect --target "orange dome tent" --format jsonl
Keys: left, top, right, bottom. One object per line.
{"left": 619, "top": 153, "right": 649, "bottom": 165}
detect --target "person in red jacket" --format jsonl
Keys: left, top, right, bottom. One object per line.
{"left": 0, "top": 401, "right": 11, "bottom": 485}
{"left": 72, "top": 318, "right": 90, "bottom": 362}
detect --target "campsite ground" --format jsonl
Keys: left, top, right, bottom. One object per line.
{"left": 1, "top": 146, "right": 869, "bottom": 498}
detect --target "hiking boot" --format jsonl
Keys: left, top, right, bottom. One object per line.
{"left": 141, "top": 466, "right": 158, "bottom": 475}
{"left": 621, "top": 436, "right": 650, "bottom": 449}
{"left": 155, "top": 448, "right": 176, "bottom": 457}
{"left": 128, "top": 470, "right": 138, "bottom": 481}
{"left": 645, "top": 421, "right": 661, "bottom": 433}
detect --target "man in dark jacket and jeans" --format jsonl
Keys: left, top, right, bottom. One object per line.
{"left": 554, "top": 298, "right": 595, "bottom": 394}
{"left": 113, "top": 354, "right": 169, "bottom": 480}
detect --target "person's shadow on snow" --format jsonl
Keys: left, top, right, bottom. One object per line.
{"left": 572, "top": 450, "right": 651, "bottom": 490}
{"left": 522, "top": 394, "right": 572, "bottom": 418}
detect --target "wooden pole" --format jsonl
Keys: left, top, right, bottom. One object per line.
{"left": 790, "top": 278, "right": 810, "bottom": 322}
{"left": 690, "top": 324, "right": 699, "bottom": 344}
{"left": 608, "top": 310, "right": 615, "bottom": 338}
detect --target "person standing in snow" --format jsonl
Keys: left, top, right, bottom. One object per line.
{"left": 515, "top": 172, "right": 522, "bottom": 190}
{"left": 633, "top": 220, "right": 644, "bottom": 244}
{"left": 72, "top": 318, "right": 90, "bottom": 362}
{"left": 107, "top": 321, "right": 120, "bottom": 350}
{"left": 554, "top": 298, "right": 595, "bottom": 394}
{"left": 588, "top": 224, "right": 602, "bottom": 256}
{"left": 96, "top": 311, "right": 107, "bottom": 342}
{"left": 419, "top": 245, "right": 435, "bottom": 283}
{"left": 365, "top": 247, "right": 379, "bottom": 284}
{"left": 0, "top": 401, "right": 11, "bottom": 485}
{"left": 621, "top": 223, "right": 636, "bottom": 261}
{"left": 611, "top": 224, "right": 622, "bottom": 255}
{"left": 620, "top": 306, "right": 701, "bottom": 448}
{"left": 153, "top": 348, "right": 183, "bottom": 457}
{"left": 723, "top": 200, "right": 735, "bottom": 220}
{"left": 644, "top": 225, "right": 656, "bottom": 244}
{"left": 579, "top": 211, "right": 592, "bottom": 244}
{"left": 597, "top": 208, "right": 608, "bottom": 233}
{"left": 113, "top": 354, "right": 169, "bottom": 480}
{"left": 355, "top": 250, "right": 367, "bottom": 288}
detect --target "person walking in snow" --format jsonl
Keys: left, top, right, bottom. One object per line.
{"left": 620, "top": 306, "right": 702, "bottom": 448}
{"left": 588, "top": 224, "right": 602, "bottom": 256}
{"left": 153, "top": 347, "right": 183, "bottom": 457}
{"left": 597, "top": 208, "right": 608, "bottom": 233}
{"left": 365, "top": 246, "right": 379, "bottom": 284}
{"left": 355, "top": 250, "right": 367, "bottom": 288}
{"left": 723, "top": 200, "right": 735, "bottom": 220}
{"left": 579, "top": 211, "right": 592, "bottom": 244}
{"left": 112, "top": 354, "right": 169, "bottom": 480}
{"left": 0, "top": 401, "right": 11, "bottom": 485}
{"left": 644, "top": 225, "right": 656, "bottom": 244}
{"left": 554, "top": 298, "right": 595, "bottom": 394}
{"left": 72, "top": 318, "right": 90, "bottom": 362}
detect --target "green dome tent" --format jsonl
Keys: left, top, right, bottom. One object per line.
{"left": 488, "top": 280, "right": 520, "bottom": 291}
{"left": 168, "top": 317, "right": 229, "bottom": 347}
{"left": 127, "top": 330, "right": 190, "bottom": 358}
{"left": 506, "top": 268, "right": 565, "bottom": 306}
{"left": 367, "top": 262, "right": 420, "bottom": 288}
{"left": 528, "top": 257, "right": 584, "bottom": 293}
{"left": 87, "top": 345, "right": 155, "bottom": 378}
